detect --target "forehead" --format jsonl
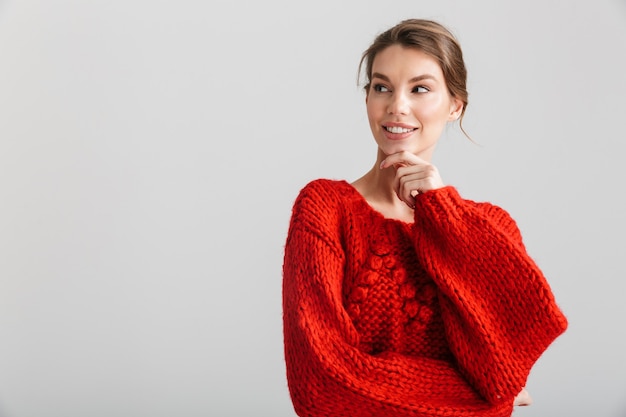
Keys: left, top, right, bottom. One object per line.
{"left": 372, "top": 44, "right": 444, "bottom": 78}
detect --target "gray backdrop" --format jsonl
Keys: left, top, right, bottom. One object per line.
{"left": 1, "top": 0, "right": 625, "bottom": 416}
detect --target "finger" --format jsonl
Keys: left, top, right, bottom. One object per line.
{"left": 395, "top": 175, "right": 436, "bottom": 207}
{"left": 513, "top": 388, "right": 533, "bottom": 406}
{"left": 397, "top": 176, "right": 428, "bottom": 203}
{"left": 380, "top": 151, "right": 429, "bottom": 169}
{"left": 392, "top": 164, "right": 433, "bottom": 198}
{"left": 395, "top": 164, "right": 431, "bottom": 178}
{"left": 395, "top": 165, "right": 444, "bottom": 197}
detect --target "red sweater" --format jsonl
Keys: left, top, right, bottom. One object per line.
{"left": 282, "top": 179, "right": 568, "bottom": 417}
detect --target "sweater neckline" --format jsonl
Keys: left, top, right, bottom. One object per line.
{"left": 337, "top": 180, "right": 415, "bottom": 227}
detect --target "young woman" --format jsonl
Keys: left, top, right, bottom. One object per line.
{"left": 282, "top": 19, "right": 567, "bottom": 417}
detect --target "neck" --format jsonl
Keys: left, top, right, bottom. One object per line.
{"left": 366, "top": 150, "right": 399, "bottom": 202}
{"left": 351, "top": 149, "right": 418, "bottom": 222}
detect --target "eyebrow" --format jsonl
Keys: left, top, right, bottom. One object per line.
{"left": 372, "top": 72, "right": 437, "bottom": 83}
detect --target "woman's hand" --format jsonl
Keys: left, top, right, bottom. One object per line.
{"left": 513, "top": 387, "right": 532, "bottom": 406}
{"left": 380, "top": 151, "right": 444, "bottom": 208}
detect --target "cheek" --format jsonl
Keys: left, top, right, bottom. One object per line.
{"left": 366, "top": 99, "right": 382, "bottom": 122}
{"left": 413, "top": 96, "right": 451, "bottom": 121}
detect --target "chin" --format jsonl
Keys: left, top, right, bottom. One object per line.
{"left": 380, "top": 143, "right": 419, "bottom": 156}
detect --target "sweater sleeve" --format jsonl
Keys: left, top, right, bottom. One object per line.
{"left": 412, "top": 186, "right": 568, "bottom": 404}
{"left": 282, "top": 181, "right": 514, "bottom": 417}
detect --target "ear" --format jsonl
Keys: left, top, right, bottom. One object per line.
{"left": 448, "top": 97, "right": 464, "bottom": 121}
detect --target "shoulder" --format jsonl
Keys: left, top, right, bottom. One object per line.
{"left": 450, "top": 187, "right": 524, "bottom": 241}
{"left": 456, "top": 191, "right": 518, "bottom": 227}
{"left": 291, "top": 178, "right": 351, "bottom": 214}
{"left": 288, "top": 178, "right": 352, "bottom": 240}
{"left": 296, "top": 178, "right": 349, "bottom": 199}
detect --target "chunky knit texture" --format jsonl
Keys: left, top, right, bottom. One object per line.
{"left": 283, "top": 179, "right": 568, "bottom": 417}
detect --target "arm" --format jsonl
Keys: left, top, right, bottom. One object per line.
{"left": 282, "top": 181, "right": 514, "bottom": 417}
{"left": 381, "top": 152, "right": 568, "bottom": 404}
{"left": 412, "top": 186, "right": 568, "bottom": 403}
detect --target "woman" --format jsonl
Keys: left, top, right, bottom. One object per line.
{"left": 282, "top": 19, "right": 567, "bottom": 417}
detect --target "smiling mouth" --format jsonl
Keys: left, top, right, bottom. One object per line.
{"left": 384, "top": 126, "right": 416, "bottom": 133}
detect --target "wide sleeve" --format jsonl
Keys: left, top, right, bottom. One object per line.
{"left": 412, "top": 186, "right": 568, "bottom": 404}
{"left": 282, "top": 181, "right": 514, "bottom": 417}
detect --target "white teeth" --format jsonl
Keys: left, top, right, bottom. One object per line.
{"left": 385, "top": 126, "right": 414, "bottom": 133}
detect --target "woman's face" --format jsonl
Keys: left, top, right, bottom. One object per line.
{"left": 366, "top": 44, "right": 462, "bottom": 161}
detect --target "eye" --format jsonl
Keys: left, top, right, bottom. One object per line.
{"left": 412, "top": 85, "right": 429, "bottom": 93}
{"left": 373, "top": 84, "right": 390, "bottom": 93}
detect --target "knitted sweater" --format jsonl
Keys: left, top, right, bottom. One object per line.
{"left": 282, "top": 179, "right": 568, "bottom": 417}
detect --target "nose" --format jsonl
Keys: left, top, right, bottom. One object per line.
{"left": 387, "top": 91, "right": 410, "bottom": 115}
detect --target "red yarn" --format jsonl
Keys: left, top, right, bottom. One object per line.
{"left": 282, "top": 179, "right": 568, "bottom": 417}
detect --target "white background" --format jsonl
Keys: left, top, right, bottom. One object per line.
{"left": 1, "top": 1, "right": 625, "bottom": 416}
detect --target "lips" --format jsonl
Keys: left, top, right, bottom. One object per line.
{"left": 382, "top": 123, "right": 418, "bottom": 140}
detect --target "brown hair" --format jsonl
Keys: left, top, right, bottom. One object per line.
{"left": 358, "top": 19, "right": 470, "bottom": 136}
